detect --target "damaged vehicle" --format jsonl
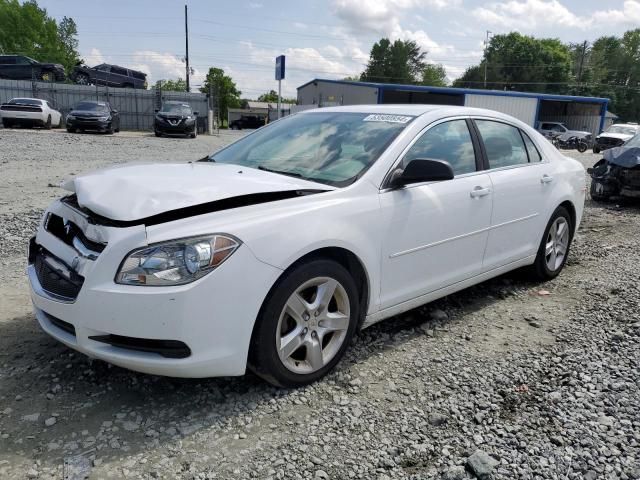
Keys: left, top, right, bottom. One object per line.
{"left": 593, "top": 123, "right": 640, "bottom": 154}
{"left": 588, "top": 133, "right": 640, "bottom": 201}
{"left": 28, "top": 106, "right": 585, "bottom": 387}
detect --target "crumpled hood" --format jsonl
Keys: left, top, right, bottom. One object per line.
{"left": 603, "top": 146, "right": 640, "bottom": 169}
{"left": 598, "top": 132, "right": 634, "bottom": 141}
{"left": 62, "top": 163, "right": 333, "bottom": 222}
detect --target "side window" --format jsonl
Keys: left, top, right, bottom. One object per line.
{"left": 476, "top": 120, "right": 529, "bottom": 169}
{"left": 16, "top": 56, "right": 31, "bottom": 65}
{"left": 521, "top": 131, "right": 542, "bottom": 162}
{"left": 402, "top": 120, "right": 477, "bottom": 176}
{"left": 0, "top": 56, "right": 15, "bottom": 65}
{"left": 551, "top": 124, "right": 565, "bottom": 133}
{"left": 96, "top": 64, "right": 110, "bottom": 72}
{"left": 110, "top": 66, "right": 127, "bottom": 76}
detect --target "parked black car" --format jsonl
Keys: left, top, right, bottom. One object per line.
{"left": 229, "top": 115, "right": 265, "bottom": 130}
{"left": 154, "top": 101, "right": 198, "bottom": 138}
{"left": 588, "top": 133, "right": 640, "bottom": 201}
{"left": 70, "top": 63, "right": 147, "bottom": 89}
{"left": 0, "top": 55, "right": 65, "bottom": 82}
{"left": 66, "top": 101, "right": 120, "bottom": 134}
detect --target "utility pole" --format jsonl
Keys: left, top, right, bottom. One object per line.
{"left": 483, "top": 30, "right": 492, "bottom": 89}
{"left": 185, "top": 3, "right": 190, "bottom": 92}
{"left": 577, "top": 40, "right": 587, "bottom": 84}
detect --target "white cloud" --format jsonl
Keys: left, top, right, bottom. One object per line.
{"left": 473, "top": 0, "right": 640, "bottom": 31}
{"left": 248, "top": 2, "right": 263, "bottom": 8}
{"left": 83, "top": 48, "right": 105, "bottom": 66}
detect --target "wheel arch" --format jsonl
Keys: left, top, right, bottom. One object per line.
{"left": 558, "top": 200, "right": 577, "bottom": 236}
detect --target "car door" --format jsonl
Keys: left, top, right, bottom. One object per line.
{"left": 0, "top": 56, "right": 21, "bottom": 79}
{"left": 378, "top": 118, "right": 493, "bottom": 309}
{"left": 93, "top": 64, "right": 111, "bottom": 86}
{"left": 109, "top": 66, "right": 129, "bottom": 87}
{"left": 473, "top": 119, "right": 554, "bottom": 270}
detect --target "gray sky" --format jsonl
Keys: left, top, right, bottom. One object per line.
{"left": 38, "top": 0, "right": 640, "bottom": 98}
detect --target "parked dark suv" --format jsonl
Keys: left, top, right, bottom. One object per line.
{"left": 154, "top": 101, "right": 198, "bottom": 138}
{"left": 66, "top": 101, "right": 120, "bottom": 134}
{"left": 70, "top": 63, "right": 147, "bottom": 89}
{"left": 0, "top": 55, "right": 65, "bottom": 81}
{"left": 229, "top": 115, "right": 265, "bottom": 130}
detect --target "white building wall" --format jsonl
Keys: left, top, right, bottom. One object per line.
{"left": 464, "top": 94, "right": 538, "bottom": 127}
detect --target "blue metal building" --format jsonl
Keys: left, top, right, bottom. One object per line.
{"left": 297, "top": 79, "right": 610, "bottom": 136}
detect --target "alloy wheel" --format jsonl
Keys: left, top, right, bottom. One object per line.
{"left": 276, "top": 277, "right": 351, "bottom": 374}
{"left": 545, "top": 217, "right": 569, "bottom": 271}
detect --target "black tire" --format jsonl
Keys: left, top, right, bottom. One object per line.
{"left": 577, "top": 141, "right": 588, "bottom": 153}
{"left": 593, "top": 146, "right": 600, "bottom": 154}
{"left": 106, "top": 124, "right": 114, "bottom": 134}
{"left": 590, "top": 180, "right": 610, "bottom": 202}
{"left": 528, "top": 206, "right": 573, "bottom": 281}
{"left": 40, "top": 70, "right": 53, "bottom": 82}
{"left": 44, "top": 115, "right": 51, "bottom": 130}
{"left": 66, "top": 127, "right": 75, "bottom": 133}
{"left": 2, "top": 119, "right": 9, "bottom": 128}
{"left": 190, "top": 129, "right": 197, "bottom": 139}
{"left": 154, "top": 131, "right": 162, "bottom": 137}
{"left": 249, "top": 259, "right": 360, "bottom": 388}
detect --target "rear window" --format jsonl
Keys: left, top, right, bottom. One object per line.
{"left": 8, "top": 98, "right": 42, "bottom": 106}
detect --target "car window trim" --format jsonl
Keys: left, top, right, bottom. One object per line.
{"left": 380, "top": 115, "right": 483, "bottom": 190}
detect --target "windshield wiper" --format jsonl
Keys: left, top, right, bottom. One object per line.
{"left": 258, "top": 166, "right": 303, "bottom": 179}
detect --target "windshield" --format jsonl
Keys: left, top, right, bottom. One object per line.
{"left": 74, "top": 102, "right": 109, "bottom": 112}
{"left": 625, "top": 134, "right": 640, "bottom": 147}
{"left": 608, "top": 125, "right": 638, "bottom": 135}
{"left": 208, "top": 112, "right": 413, "bottom": 186}
{"left": 160, "top": 103, "right": 192, "bottom": 115}
{"left": 8, "top": 98, "right": 41, "bottom": 106}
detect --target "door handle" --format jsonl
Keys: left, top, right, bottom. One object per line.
{"left": 541, "top": 174, "right": 554, "bottom": 184}
{"left": 470, "top": 186, "right": 491, "bottom": 198}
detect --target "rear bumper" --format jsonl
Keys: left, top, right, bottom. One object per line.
{"left": 1, "top": 111, "right": 46, "bottom": 123}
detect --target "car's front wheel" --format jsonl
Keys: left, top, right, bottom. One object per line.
{"left": 529, "top": 206, "right": 573, "bottom": 281}
{"left": 593, "top": 146, "right": 600, "bottom": 154}
{"left": 249, "top": 259, "right": 359, "bottom": 387}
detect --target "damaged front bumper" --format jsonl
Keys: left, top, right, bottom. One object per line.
{"left": 588, "top": 159, "right": 640, "bottom": 199}
{"left": 28, "top": 199, "right": 282, "bottom": 378}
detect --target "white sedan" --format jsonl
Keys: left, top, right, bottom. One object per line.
{"left": 28, "top": 105, "right": 585, "bottom": 386}
{"left": 0, "top": 97, "right": 62, "bottom": 129}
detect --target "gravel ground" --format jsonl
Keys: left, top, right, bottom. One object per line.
{"left": 0, "top": 128, "right": 638, "bottom": 480}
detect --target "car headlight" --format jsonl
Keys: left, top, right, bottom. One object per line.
{"left": 115, "top": 234, "right": 240, "bottom": 286}
{"left": 99, "top": 116, "right": 110, "bottom": 121}
{"left": 155, "top": 114, "right": 163, "bottom": 121}
{"left": 66, "top": 114, "right": 75, "bottom": 121}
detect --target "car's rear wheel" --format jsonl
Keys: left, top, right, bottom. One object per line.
{"left": 593, "top": 146, "right": 600, "bottom": 154}
{"left": 577, "top": 141, "right": 588, "bottom": 153}
{"left": 529, "top": 206, "right": 573, "bottom": 281}
{"left": 40, "top": 71, "right": 53, "bottom": 82}
{"left": 249, "top": 259, "right": 359, "bottom": 387}
{"left": 44, "top": 115, "right": 51, "bottom": 129}
{"left": 75, "top": 73, "right": 90, "bottom": 85}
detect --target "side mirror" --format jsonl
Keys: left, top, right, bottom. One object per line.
{"left": 193, "top": 111, "right": 199, "bottom": 116}
{"left": 154, "top": 109, "right": 159, "bottom": 113}
{"left": 111, "top": 109, "right": 118, "bottom": 114}
{"left": 390, "top": 159, "right": 454, "bottom": 188}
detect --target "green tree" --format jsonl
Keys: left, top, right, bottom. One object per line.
{"left": 200, "top": 67, "right": 241, "bottom": 125}
{"left": 256, "top": 89, "right": 296, "bottom": 104}
{"left": 454, "top": 32, "right": 572, "bottom": 93}
{"left": 361, "top": 38, "right": 426, "bottom": 84}
{"left": 155, "top": 78, "right": 187, "bottom": 91}
{"left": 421, "top": 63, "right": 448, "bottom": 87}
{"left": 0, "top": 0, "right": 80, "bottom": 73}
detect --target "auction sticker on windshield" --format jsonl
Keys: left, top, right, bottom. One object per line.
{"left": 363, "top": 114, "right": 413, "bottom": 124}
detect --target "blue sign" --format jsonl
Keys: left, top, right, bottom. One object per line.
{"left": 275, "top": 55, "right": 285, "bottom": 80}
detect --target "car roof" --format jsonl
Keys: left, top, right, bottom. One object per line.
{"left": 298, "top": 104, "right": 530, "bottom": 122}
